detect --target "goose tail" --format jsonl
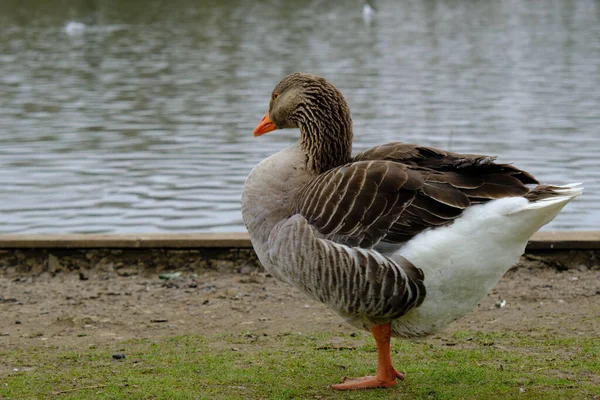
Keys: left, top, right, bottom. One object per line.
{"left": 507, "top": 183, "right": 583, "bottom": 238}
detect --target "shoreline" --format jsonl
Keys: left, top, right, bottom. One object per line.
{"left": 0, "top": 231, "right": 598, "bottom": 250}
{"left": 0, "top": 232, "right": 598, "bottom": 276}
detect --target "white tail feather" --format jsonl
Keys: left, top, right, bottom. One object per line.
{"left": 551, "top": 182, "right": 584, "bottom": 193}
{"left": 505, "top": 183, "right": 583, "bottom": 238}
{"left": 515, "top": 183, "right": 583, "bottom": 212}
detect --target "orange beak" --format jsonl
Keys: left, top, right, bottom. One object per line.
{"left": 253, "top": 112, "right": 277, "bottom": 136}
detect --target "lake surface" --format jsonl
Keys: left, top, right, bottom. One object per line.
{"left": 0, "top": 0, "right": 598, "bottom": 234}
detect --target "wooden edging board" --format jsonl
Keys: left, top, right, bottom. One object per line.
{"left": 0, "top": 232, "right": 598, "bottom": 250}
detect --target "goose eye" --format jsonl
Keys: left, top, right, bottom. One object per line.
{"left": 273, "top": 93, "right": 279, "bottom": 100}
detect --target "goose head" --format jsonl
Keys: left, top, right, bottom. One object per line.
{"left": 254, "top": 73, "right": 354, "bottom": 173}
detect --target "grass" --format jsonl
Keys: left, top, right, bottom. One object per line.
{"left": 1, "top": 330, "right": 598, "bottom": 399}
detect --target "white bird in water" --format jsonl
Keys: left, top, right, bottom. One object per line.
{"left": 362, "top": 3, "right": 375, "bottom": 25}
{"left": 64, "top": 21, "right": 86, "bottom": 36}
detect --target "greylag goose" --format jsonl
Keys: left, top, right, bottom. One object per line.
{"left": 241, "top": 73, "right": 582, "bottom": 390}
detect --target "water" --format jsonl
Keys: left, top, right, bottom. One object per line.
{"left": 0, "top": 0, "right": 598, "bottom": 234}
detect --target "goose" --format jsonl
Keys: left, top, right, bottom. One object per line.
{"left": 241, "top": 73, "right": 582, "bottom": 390}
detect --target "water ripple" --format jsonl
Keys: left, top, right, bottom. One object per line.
{"left": 0, "top": 0, "right": 598, "bottom": 234}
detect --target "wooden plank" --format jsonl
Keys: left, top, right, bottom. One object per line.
{"left": 0, "top": 233, "right": 252, "bottom": 249}
{"left": 0, "top": 232, "right": 597, "bottom": 250}
{"left": 525, "top": 231, "right": 600, "bottom": 250}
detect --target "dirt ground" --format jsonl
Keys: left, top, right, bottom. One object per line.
{"left": 1, "top": 260, "right": 599, "bottom": 364}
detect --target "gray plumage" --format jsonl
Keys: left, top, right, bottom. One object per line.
{"left": 242, "top": 72, "right": 574, "bottom": 336}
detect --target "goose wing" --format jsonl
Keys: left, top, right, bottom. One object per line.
{"left": 267, "top": 214, "right": 426, "bottom": 322}
{"left": 293, "top": 142, "right": 538, "bottom": 248}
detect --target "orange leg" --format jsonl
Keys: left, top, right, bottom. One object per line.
{"left": 331, "top": 322, "right": 404, "bottom": 390}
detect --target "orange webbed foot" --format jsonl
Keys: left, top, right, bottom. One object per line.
{"left": 331, "top": 323, "right": 405, "bottom": 390}
{"left": 331, "top": 368, "right": 404, "bottom": 390}
{"left": 331, "top": 376, "right": 394, "bottom": 390}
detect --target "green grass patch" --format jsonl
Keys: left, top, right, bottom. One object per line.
{"left": 1, "top": 330, "right": 598, "bottom": 399}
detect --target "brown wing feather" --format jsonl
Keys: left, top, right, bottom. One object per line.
{"left": 294, "top": 142, "right": 538, "bottom": 248}
{"left": 354, "top": 142, "right": 538, "bottom": 184}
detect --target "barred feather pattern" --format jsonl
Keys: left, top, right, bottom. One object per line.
{"left": 293, "top": 142, "right": 539, "bottom": 248}
{"left": 267, "top": 214, "right": 426, "bottom": 324}
{"left": 271, "top": 73, "right": 353, "bottom": 173}
{"left": 243, "top": 73, "right": 553, "bottom": 334}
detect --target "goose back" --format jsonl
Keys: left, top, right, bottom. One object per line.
{"left": 293, "top": 142, "right": 539, "bottom": 248}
